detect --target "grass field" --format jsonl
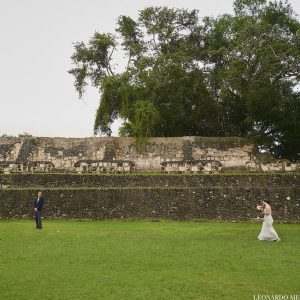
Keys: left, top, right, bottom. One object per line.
{"left": 0, "top": 220, "right": 299, "bottom": 300}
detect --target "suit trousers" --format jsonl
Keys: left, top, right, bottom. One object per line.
{"left": 35, "top": 211, "right": 42, "bottom": 229}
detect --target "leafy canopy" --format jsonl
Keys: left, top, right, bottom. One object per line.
{"left": 69, "top": 0, "right": 300, "bottom": 160}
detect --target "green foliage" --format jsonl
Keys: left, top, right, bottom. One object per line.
{"left": 234, "top": 0, "right": 267, "bottom": 17}
{"left": 18, "top": 132, "right": 33, "bottom": 138}
{"left": 69, "top": 32, "right": 116, "bottom": 98}
{"left": 131, "top": 101, "right": 159, "bottom": 152}
{"left": 132, "top": 101, "right": 159, "bottom": 136}
{"left": 69, "top": 1, "right": 300, "bottom": 159}
{"left": 0, "top": 134, "right": 15, "bottom": 139}
{"left": 0, "top": 133, "right": 33, "bottom": 139}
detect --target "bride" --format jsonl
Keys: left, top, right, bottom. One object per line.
{"left": 257, "top": 200, "right": 280, "bottom": 241}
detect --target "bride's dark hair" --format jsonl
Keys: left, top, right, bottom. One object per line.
{"left": 264, "top": 200, "right": 271, "bottom": 204}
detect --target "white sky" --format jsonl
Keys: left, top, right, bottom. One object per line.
{"left": 0, "top": 0, "right": 299, "bottom": 138}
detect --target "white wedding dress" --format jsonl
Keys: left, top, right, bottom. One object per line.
{"left": 258, "top": 214, "right": 280, "bottom": 241}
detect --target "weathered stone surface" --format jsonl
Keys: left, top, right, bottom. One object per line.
{"left": 1, "top": 173, "right": 299, "bottom": 188}
{"left": 0, "top": 174, "right": 299, "bottom": 221}
{"left": 0, "top": 136, "right": 299, "bottom": 173}
{"left": 1, "top": 186, "right": 299, "bottom": 221}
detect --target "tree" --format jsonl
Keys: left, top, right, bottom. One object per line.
{"left": 202, "top": 0, "right": 300, "bottom": 159}
{"left": 69, "top": 1, "right": 300, "bottom": 159}
{"left": 69, "top": 7, "right": 212, "bottom": 138}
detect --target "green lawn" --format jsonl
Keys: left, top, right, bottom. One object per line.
{"left": 0, "top": 220, "right": 299, "bottom": 300}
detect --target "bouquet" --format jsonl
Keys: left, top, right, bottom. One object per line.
{"left": 256, "top": 205, "right": 263, "bottom": 211}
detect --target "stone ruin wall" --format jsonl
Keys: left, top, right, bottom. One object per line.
{"left": 1, "top": 175, "right": 299, "bottom": 221}
{"left": 0, "top": 136, "right": 299, "bottom": 173}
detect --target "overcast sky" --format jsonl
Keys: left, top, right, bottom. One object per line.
{"left": 1, "top": 0, "right": 299, "bottom": 138}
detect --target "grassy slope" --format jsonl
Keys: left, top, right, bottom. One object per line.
{"left": 0, "top": 220, "right": 299, "bottom": 300}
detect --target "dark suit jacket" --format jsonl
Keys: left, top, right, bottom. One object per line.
{"left": 33, "top": 197, "right": 44, "bottom": 212}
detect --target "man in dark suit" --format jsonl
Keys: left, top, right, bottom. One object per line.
{"left": 33, "top": 191, "right": 44, "bottom": 229}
